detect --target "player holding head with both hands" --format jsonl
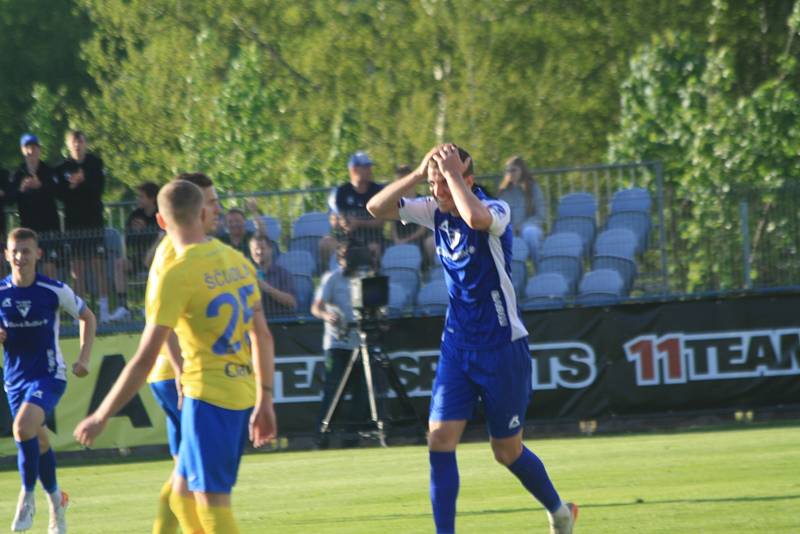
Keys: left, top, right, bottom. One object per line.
{"left": 367, "top": 144, "right": 577, "bottom": 534}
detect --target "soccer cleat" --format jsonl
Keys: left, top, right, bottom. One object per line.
{"left": 47, "top": 490, "right": 68, "bottom": 534}
{"left": 107, "top": 306, "right": 130, "bottom": 322}
{"left": 11, "top": 489, "right": 35, "bottom": 532}
{"left": 548, "top": 502, "right": 578, "bottom": 534}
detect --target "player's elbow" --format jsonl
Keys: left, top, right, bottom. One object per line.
{"left": 462, "top": 211, "right": 492, "bottom": 231}
{"left": 366, "top": 197, "right": 383, "bottom": 218}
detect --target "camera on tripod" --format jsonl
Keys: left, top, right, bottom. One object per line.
{"left": 344, "top": 243, "right": 389, "bottom": 335}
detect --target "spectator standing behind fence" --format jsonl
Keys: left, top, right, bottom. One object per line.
{"left": 497, "top": 155, "right": 548, "bottom": 261}
{"left": 248, "top": 233, "right": 297, "bottom": 317}
{"left": 55, "top": 130, "right": 128, "bottom": 323}
{"left": 320, "top": 152, "right": 386, "bottom": 268}
{"left": 10, "top": 134, "right": 60, "bottom": 279}
{"left": 124, "top": 182, "right": 160, "bottom": 272}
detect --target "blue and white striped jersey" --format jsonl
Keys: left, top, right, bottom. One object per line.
{"left": 399, "top": 188, "right": 528, "bottom": 349}
{"left": 0, "top": 274, "right": 85, "bottom": 387}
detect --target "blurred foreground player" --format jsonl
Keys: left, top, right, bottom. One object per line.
{"left": 74, "top": 180, "right": 277, "bottom": 534}
{"left": 368, "top": 145, "right": 577, "bottom": 534}
{"left": 2, "top": 227, "right": 96, "bottom": 533}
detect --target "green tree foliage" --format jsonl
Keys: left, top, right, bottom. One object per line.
{"left": 0, "top": 0, "right": 90, "bottom": 165}
{"left": 609, "top": 0, "right": 800, "bottom": 292}
{"left": 71, "top": 0, "right": 711, "bottom": 194}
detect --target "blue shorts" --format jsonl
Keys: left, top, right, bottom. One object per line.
{"left": 149, "top": 380, "right": 181, "bottom": 457}
{"left": 429, "top": 338, "right": 532, "bottom": 439}
{"left": 177, "top": 398, "right": 250, "bottom": 494}
{"left": 4, "top": 377, "right": 66, "bottom": 419}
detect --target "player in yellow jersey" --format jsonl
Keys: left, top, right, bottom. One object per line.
{"left": 145, "top": 172, "right": 221, "bottom": 534}
{"left": 74, "top": 179, "right": 277, "bottom": 534}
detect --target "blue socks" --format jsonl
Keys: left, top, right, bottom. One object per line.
{"left": 507, "top": 445, "right": 562, "bottom": 513}
{"left": 429, "top": 451, "right": 459, "bottom": 534}
{"left": 39, "top": 448, "right": 58, "bottom": 493}
{"left": 16, "top": 437, "right": 39, "bottom": 492}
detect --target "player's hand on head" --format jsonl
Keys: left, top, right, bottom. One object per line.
{"left": 433, "top": 144, "right": 468, "bottom": 178}
{"left": 72, "top": 360, "right": 89, "bottom": 377}
{"left": 73, "top": 414, "right": 107, "bottom": 447}
{"left": 415, "top": 145, "right": 444, "bottom": 179}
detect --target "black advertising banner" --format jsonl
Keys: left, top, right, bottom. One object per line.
{"left": 269, "top": 293, "right": 800, "bottom": 433}
{"left": 4, "top": 293, "right": 797, "bottom": 452}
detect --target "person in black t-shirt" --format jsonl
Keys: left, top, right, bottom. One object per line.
{"left": 320, "top": 151, "right": 386, "bottom": 268}
{"left": 10, "top": 134, "right": 60, "bottom": 278}
{"left": 56, "top": 130, "right": 126, "bottom": 323}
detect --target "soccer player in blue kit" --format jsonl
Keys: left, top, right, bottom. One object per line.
{"left": 367, "top": 144, "right": 577, "bottom": 534}
{"left": 1, "top": 227, "right": 96, "bottom": 533}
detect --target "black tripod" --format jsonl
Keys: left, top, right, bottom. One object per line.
{"left": 319, "top": 325, "right": 422, "bottom": 447}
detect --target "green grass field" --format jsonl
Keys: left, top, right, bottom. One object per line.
{"left": 1, "top": 424, "right": 799, "bottom": 533}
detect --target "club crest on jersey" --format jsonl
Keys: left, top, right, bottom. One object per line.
{"left": 438, "top": 220, "right": 463, "bottom": 248}
{"left": 15, "top": 300, "right": 32, "bottom": 318}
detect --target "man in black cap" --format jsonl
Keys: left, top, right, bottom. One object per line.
{"left": 10, "top": 134, "right": 60, "bottom": 278}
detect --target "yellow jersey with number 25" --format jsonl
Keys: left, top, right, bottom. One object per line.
{"left": 147, "top": 238, "right": 261, "bottom": 410}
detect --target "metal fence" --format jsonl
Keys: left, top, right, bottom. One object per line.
{"left": 6, "top": 161, "right": 798, "bottom": 334}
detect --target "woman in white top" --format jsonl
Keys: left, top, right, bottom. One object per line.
{"left": 497, "top": 155, "right": 548, "bottom": 261}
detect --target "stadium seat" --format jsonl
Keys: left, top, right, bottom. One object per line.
{"left": 575, "top": 269, "right": 625, "bottom": 305}
{"left": 387, "top": 282, "right": 411, "bottom": 316}
{"left": 511, "top": 237, "right": 530, "bottom": 297}
{"left": 557, "top": 192, "right": 597, "bottom": 219}
{"left": 258, "top": 215, "right": 282, "bottom": 244}
{"left": 523, "top": 272, "right": 571, "bottom": 309}
{"left": 416, "top": 279, "right": 449, "bottom": 316}
{"left": 381, "top": 244, "right": 423, "bottom": 300}
{"left": 289, "top": 212, "right": 330, "bottom": 274}
{"left": 607, "top": 188, "right": 652, "bottom": 253}
{"left": 552, "top": 216, "right": 596, "bottom": 256}
{"left": 536, "top": 232, "right": 584, "bottom": 292}
{"left": 592, "top": 228, "right": 638, "bottom": 292}
{"left": 427, "top": 264, "right": 445, "bottom": 282}
{"left": 277, "top": 250, "right": 315, "bottom": 314}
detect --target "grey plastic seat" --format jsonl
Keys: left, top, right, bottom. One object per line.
{"left": 523, "top": 272, "right": 570, "bottom": 309}
{"left": 416, "top": 279, "right": 449, "bottom": 316}
{"left": 276, "top": 250, "right": 315, "bottom": 278}
{"left": 592, "top": 228, "right": 638, "bottom": 292}
{"left": 387, "top": 282, "right": 410, "bottom": 316}
{"left": 576, "top": 269, "right": 625, "bottom": 305}
{"left": 607, "top": 188, "right": 652, "bottom": 253}
{"left": 610, "top": 187, "right": 651, "bottom": 213}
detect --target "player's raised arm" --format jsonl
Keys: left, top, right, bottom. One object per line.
{"left": 72, "top": 305, "right": 97, "bottom": 377}
{"left": 73, "top": 323, "right": 171, "bottom": 446}
{"left": 433, "top": 144, "right": 492, "bottom": 231}
{"left": 367, "top": 145, "right": 440, "bottom": 221}
{"left": 247, "top": 307, "right": 277, "bottom": 447}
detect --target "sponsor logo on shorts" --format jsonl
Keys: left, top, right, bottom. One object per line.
{"left": 508, "top": 415, "right": 520, "bottom": 429}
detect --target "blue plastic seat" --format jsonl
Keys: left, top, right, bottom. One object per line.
{"left": 511, "top": 237, "right": 530, "bottom": 297}
{"left": 523, "top": 272, "right": 570, "bottom": 309}
{"left": 416, "top": 279, "right": 449, "bottom": 316}
{"left": 537, "top": 232, "right": 584, "bottom": 292}
{"left": 575, "top": 269, "right": 625, "bottom": 305}
{"left": 592, "top": 229, "right": 638, "bottom": 292}
{"left": 557, "top": 192, "right": 597, "bottom": 219}
{"left": 276, "top": 250, "right": 315, "bottom": 278}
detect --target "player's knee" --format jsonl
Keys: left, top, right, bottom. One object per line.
{"left": 12, "top": 420, "right": 36, "bottom": 441}
{"left": 427, "top": 428, "right": 457, "bottom": 451}
{"left": 491, "top": 440, "right": 523, "bottom": 466}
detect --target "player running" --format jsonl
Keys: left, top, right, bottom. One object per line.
{"left": 367, "top": 144, "right": 577, "bottom": 534}
{"left": 2, "top": 227, "right": 97, "bottom": 533}
{"left": 74, "top": 179, "right": 277, "bottom": 534}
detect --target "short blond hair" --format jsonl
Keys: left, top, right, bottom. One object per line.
{"left": 157, "top": 180, "right": 204, "bottom": 227}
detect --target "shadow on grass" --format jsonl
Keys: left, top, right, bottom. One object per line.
{"left": 280, "top": 494, "right": 800, "bottom": 526}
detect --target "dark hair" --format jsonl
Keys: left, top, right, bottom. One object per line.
{"left": 66, "top": 130, "right": 86, "bottom": 142}
{"left": 175, "top": 172, "right": 213, "bottom": 189}
{"left": 248, "top": 232, "right": 270, "bottom": 246}
{"left": 8, "top": 227, "right": 38, "bottom": 244}
{"left": 457, "top": 147, "right": 474, "bottom": 177}
{"left": 498, "top": 155, "right": 537, "bottom": 217}
{"left": 227, "top": 207, "right": 246, "bottom": 219}
{"left": 136, "top": 182, "right": 160, "bottom": 200}
{"left": 394, "top": 164, "right": 412, "bottom": 177}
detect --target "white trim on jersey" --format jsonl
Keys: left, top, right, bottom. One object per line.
{"left": 487, "top": 234, "right": 528, "bottom": 342}
{"left": 398, "top": 196, "right": 437, "bottom": 230}
{"left": 486, "top": 199, "right": 512, "bottom": 236}
{"left": 36, "top": 280, "right": 85, "bottom": 381}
